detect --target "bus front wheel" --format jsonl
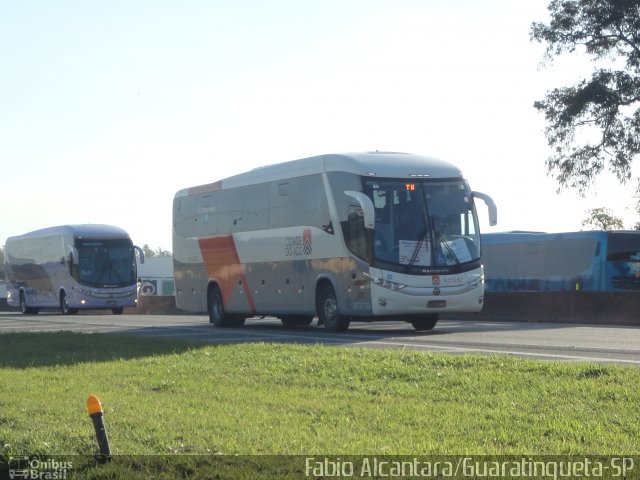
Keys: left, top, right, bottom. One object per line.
{"left": 20, "top": 292, "right": 38, "bottom": 315}
{"left": 60, "top": 291, "right": 78, "bottom": 315}
{"left": 410, "top": 314, "right": 438, "bottom": 331}
{"left": 317, "top": 284, "right": 350, "bottom": 332}
{"left": 208, "top": 285, "right": 245, "bottom": 328}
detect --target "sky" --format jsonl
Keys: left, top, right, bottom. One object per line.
{"left": 1, "top": 0, "right": 638, "bottom": 251}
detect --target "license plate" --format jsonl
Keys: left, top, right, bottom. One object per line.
{"left": 427, "top": 300, "right": 446, "bottom": 308}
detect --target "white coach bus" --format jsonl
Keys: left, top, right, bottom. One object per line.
{"left": 173, "top": 152, "right": 497, "bottom": 331}
{"left": 5, "top": 224, "right": 144, "bottom": 314}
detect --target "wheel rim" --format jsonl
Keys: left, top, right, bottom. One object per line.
{"left": 323, "top": 296, "right": 338, "bottom": 324}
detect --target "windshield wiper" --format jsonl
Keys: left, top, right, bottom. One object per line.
{"left": 437, "top": 233, "right": 460, "bottom": 265}
{"left": 405, "top": 233, "right": 427, "bottom": 267}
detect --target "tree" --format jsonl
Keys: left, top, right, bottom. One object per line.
{"left": 634, "top": 187, "right": 640, "bottom": 229}
{"left": 531, "top": 0, "right": 640, "bottom": 193}
{"left": 141, "top": 244, "right": 172, "bottom": 258}
{"left": 582, "top": 207, "right": 625, "bottom": 229}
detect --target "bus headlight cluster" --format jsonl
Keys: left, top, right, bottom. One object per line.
{"left": 365, "top": 273, "right": 406, "bottom": 291}
{"left": 77, "top": 287, "right": 97, "bottom": 297}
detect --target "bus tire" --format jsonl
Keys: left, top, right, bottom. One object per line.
{"left": 410, "top": 314, "right": 438, "bottom": 331}
{"left": 280, "top": 315, "right": 314, "bottom": 327}
{"left": 20, "top": 291, "right": 38, "bottom": 315}
{"left": 317, "top": 284, "right": 350, "bottom": 332}
{"left": 60, "top": 291, "right": 78, "bottom": 315}
{"left": 112, "top": 307, "right": 124, "bottom": 315}
{"left": 208, "top": 284, "right": 245, "bottom": 327}
{"left": 60, "top": 290, "right": 78, "bottom": 315}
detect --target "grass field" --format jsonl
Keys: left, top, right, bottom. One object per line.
{"left": 0, "top": 331, "right": 639, "bottom": 478}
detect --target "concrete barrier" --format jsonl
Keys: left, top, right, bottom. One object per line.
{"left": 125, "top": 296, "right": 183, "bottom": 315}
{"left": 4, "top": 292, "right": 637, "bottom": 325}
{"left": 444, "top": 292, "right": 640, "bottom": 326}
{"left": 1, "top": 297, "right": 184, "bottom": 314}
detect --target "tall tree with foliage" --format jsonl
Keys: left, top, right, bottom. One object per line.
{"left": 582, "top": 207, "right": 625, "bottom": 229}
{"left": 531, "top": 0, "right": 640, "bottom": 193}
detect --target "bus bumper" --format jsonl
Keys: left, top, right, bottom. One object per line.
{"left": 69, "top": 287, "right": 138, "bottom": 310}
{"left": 369, "top": 280, "right": 484, "bottom": 316}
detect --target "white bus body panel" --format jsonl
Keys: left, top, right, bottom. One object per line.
{"left": 173, "top": 152, "right": 491, "bottom": 322}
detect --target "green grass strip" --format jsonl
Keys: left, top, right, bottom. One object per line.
{"left": 0, "top": 332, "right": 638, "bottom": 476}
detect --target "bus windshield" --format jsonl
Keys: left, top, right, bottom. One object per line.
{"left": 364, "top": 179, "right": 480, "bottom": 270}
{"left": 74, "top": 239, "right": 136, "bottom": 287}
{"left": 607, "top": 232, "right": 640, "bottom": 262}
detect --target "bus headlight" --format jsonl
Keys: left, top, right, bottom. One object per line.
{"left": 364, "top": 273, "right": 406, "bottom": 291}
{"left": 467, "top": 276, "right": 483, "bottom": 289}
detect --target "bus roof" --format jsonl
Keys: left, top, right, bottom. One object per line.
{"left": 177, "top": 152, "right": 464, "bottom": 197}
{"left": 6, "top": 224, "right": 131, "bottom": 242}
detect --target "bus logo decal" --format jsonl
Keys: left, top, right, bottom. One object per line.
{"left": 285, "top": 230, "right": 312, "bottom": 257}
{"left": 303, "top": 229, "right": 312, "bottom": 255}
{"left": 432, "top": 275, "right": 440, "bottom": 285}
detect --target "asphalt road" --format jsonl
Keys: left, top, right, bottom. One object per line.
{"left": 1, "top": 311, "right": 639, "bottom": 365}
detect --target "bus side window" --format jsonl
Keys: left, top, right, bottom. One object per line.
{"left": 219, "top": 189, "right": 242, "bottom": 234}
{"left": 270, "top": 180, "right": 299, "bottom": 229}
{"left": 241, "top": 184, "right": 268, "bottom": 231}
{"left": 174, "top": 196, "right": 198, "bottom": 237}
{"left": 196, "top": 192, "right": 219, "bottom": 236}
{"left": 297, "top": 174, "right": 331, "bottom": 233}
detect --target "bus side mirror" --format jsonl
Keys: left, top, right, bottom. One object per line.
{"left": 67, "top": 246, "right": 80, "bottom": 265}
{"left": 134, "top": 246, "right": 145, "bottom": 265}
{"left": 472, "top": 191, "right": 497, "bottom": 226}
{"left": 344, "top": 191, "right": 375, "bottom": 229}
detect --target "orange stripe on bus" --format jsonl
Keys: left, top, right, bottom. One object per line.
{"left": 188, "top": 181, "right": 223, "bottom": 196}
{"left": 198, "top": 235, "right": 256, "bottom": 313}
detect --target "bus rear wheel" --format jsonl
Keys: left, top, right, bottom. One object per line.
{"left": 280, "top": 315, "right": 314, "bottom": 327}
{"left": 317, "top": 284, "right": 350, "bottom": 332}
{"left": 208, "top": 285, "right": 245, "bottom": 327}
{"left": 410, "top": 314, "right": 438, "bottom": 331}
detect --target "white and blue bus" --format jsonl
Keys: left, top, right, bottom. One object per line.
{"left": 173, "top": 152, "right": 497, "bottom": 331}
{"left": 5, "top": 224, "right": 144, "bottom": 314}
